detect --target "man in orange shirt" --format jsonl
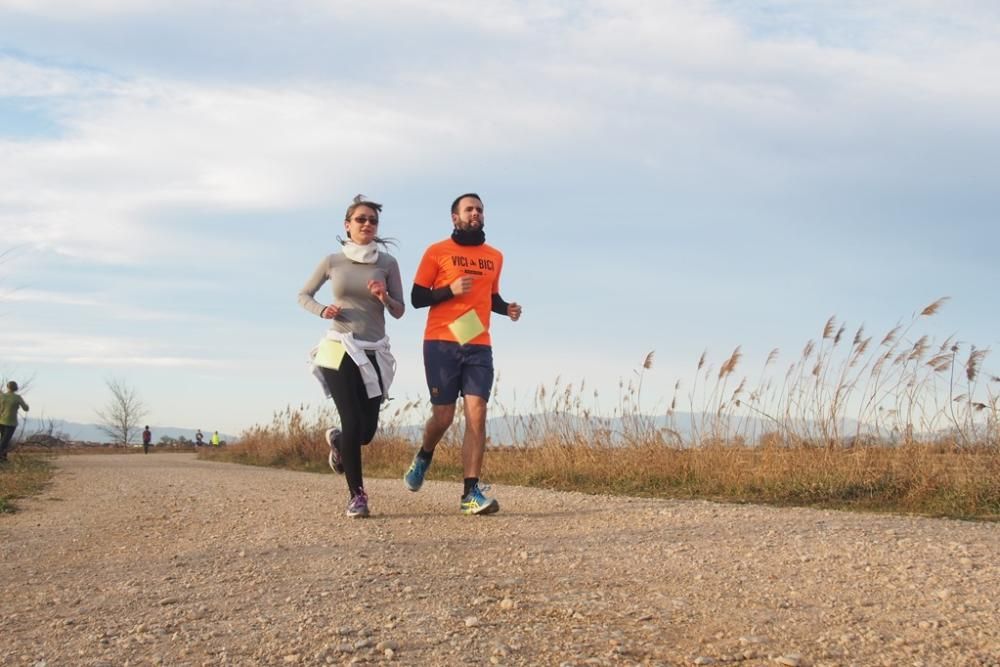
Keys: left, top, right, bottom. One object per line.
{"left": 404, "top": 193, "right": 522, "bottom": 514}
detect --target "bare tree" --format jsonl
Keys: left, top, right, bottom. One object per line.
{"left": 95, "top": 377, "right": 148, "bottom": 446}
{"left": 23, "top": 415, "right": 71, "bottom": 447}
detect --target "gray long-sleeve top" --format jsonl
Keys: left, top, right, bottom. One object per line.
{"left": 298, "top": 251, "right": 404, "bottom": 342}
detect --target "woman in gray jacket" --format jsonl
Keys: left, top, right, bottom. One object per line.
{"left": 299, "top": 195, "right": 404, "bottom": 517}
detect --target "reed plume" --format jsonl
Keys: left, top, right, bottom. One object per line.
{"left": 920, "top": 297, "right": 950, "bottom": 317}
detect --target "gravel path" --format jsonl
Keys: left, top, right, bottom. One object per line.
{"left": 1, "top": 453, "right": 998, "bottom": 666}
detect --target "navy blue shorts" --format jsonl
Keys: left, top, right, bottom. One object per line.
{"left": 423, "top": 341, "right": 494, "bottom": 405}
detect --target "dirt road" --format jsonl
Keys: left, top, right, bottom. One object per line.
{"left": 1, "top": 454, "right": 997, "bottom": 666}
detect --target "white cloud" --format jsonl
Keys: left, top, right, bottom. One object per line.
{"left": 0, "top": 0, "right": 176, "bottom": 16}
{"left": 0, "top": 0, "right": 564, "bottom": 30}
{"left": 0, "top": 66, "right": 591, "bottom": 263}
{"left": 0, "top": 56, "right": 118, "bottom": 97}
{"left": 4, "top": 289, "right": 99, "bottom": 306}
{"left": 2, "top": 288, "right": 215, "bottom": 322}
{"left": 0, "top": 329, "right": 232, "bottom": 368}
{"left": 64, "top": 356, "right": 229, "bottom": 368}
{"left": 1, "top": 0, "right": 998, "bottom": 263}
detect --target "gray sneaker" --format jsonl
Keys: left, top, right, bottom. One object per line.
{"left": 325, "top": 428, "right": 343, "bottom": 474}
{"left": 346, "top": 489, "right": 369, "bottom": 518}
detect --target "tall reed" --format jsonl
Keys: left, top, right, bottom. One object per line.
{"left": 205, "top": 300, "right": 999, "bottom": 520}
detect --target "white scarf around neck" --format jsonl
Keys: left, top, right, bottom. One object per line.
{"left": 342, "top": 240, "right": 379, "bottom": 264}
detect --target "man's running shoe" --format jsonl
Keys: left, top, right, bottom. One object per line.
{"left": 346, "top": 488, "right": 370, "bottom": 518}
{"left": 326, "top": 428, "right": 343, "bottom": 474}
{"left": 460, "top": 483, "right": 499, "bottom": 515}
{"left": 404, "top": 453, "right": 430, "bottom": 492}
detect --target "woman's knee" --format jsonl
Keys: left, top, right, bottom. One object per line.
{"left": 337, "top": 414, "right": 365, "bottom": 444}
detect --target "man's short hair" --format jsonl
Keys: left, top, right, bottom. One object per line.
{"left": 451, "top": 193, "right": 482, "bottom": 215}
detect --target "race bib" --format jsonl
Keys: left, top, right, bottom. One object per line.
{"left": 315, "top": 339, "right": 346, "bottom": 370}
{"left": 448, "top": 309, "right": 486, "bottom": 345}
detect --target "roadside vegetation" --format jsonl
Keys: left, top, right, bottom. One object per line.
{"left": 204, "top": 407, "right": 999, "bottom": 521}
{"left": 204, "top": 299, "right": 1000, "bottom": 521}
{"left": 0, "top": 455, "right": 54, "bottom": 514}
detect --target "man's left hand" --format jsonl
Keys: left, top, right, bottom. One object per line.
{"left": 508, "top": 302, "right": 522, "bottom": 321}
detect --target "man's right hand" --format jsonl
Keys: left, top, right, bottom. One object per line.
{"left": 450, "top": 276, "right": 474, "bottom": 295}
{"left": 321, "top": 305, "right": 342, "bottom": 319}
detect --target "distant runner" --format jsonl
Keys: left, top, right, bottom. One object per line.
{"left": 210, "top": 431, "right": 220, "bottom": 447}
{"left": 142, "top": 426, "right": 152, "bottom": 454}
{"left": 0, "top": 381, "right": 30, "bottom": 463}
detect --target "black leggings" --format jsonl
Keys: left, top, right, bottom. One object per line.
{"left": 319, "top": 352, "right": 384, "bottom": 495}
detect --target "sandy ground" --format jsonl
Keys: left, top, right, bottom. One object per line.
{"left": 1, "top": 453, "right": 998, "bottom": 666}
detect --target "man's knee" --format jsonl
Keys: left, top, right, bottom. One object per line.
{"left": 429, "top": 404, "right": 456, "bottom": 430}
{"left": 463, "top": 395, "right": 488, "bottom": 418}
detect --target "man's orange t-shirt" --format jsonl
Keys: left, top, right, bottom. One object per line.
{"left": 413, "top": 238, "right": 504, "bottom": 346}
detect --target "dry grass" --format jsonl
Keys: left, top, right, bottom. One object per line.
{"left": 202, "top": 300, "right": 1000, "bottom": 521}
{"left": 485, "top": 442, "right": 1000, "bottom": 520}
{"left": 203, "top": 413, "right": 1000, "bottom": 520}
{"left": 0, "top": 454, "right": 55, "bottom": 514}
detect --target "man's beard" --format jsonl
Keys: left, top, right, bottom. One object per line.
{"left": 451, "top": 222, "right": 486, "bottom": 246}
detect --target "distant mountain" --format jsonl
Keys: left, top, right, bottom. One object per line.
{"left": 27, "top": 413, "right": 864, "bottom": 447}
{"left": 472, "top": 412, "right": 732, "bottom": 446}
{"left": 398, "top": 411, "right": 865, "bottom": 446}
{"left": 22, "top": 418, "right": 236, "bottom": 444}
{"left": 388, "top": 412, "right": 781, "bottom": 446}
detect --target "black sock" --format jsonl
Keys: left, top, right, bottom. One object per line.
{"left": 463, "top": 477, "right": 478, "bottom": 498}
{"left": 417, "top": 448, "right": 433, "bottom": 462}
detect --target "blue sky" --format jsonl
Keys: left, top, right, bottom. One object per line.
{"left": 1, "top": 0, "right": 998, "bottom": 435}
